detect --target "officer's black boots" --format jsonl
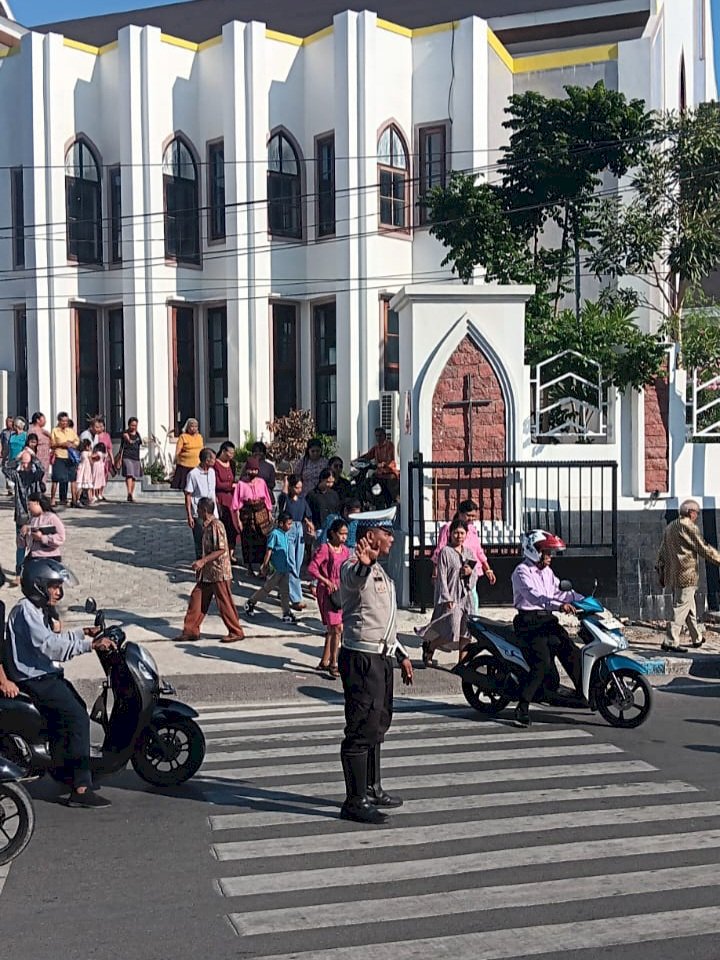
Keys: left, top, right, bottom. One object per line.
{"left": 340, "top": 750, "right": 388, "bottom": 824}
{"left": 367, "top": 744, "right": 403, "bottom": 808}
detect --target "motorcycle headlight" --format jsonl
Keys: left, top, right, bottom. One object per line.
{"left": 137, "top": 646, "right": 159, "bottom": 681}
{"left": 371, "top": 483, "right": 382, "bottom": 496}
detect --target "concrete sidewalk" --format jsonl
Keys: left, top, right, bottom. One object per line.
{"left": 1, "top": 496, "right": 718, "bottom": 704}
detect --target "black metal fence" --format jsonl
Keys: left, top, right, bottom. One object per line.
{"left": 407, "top": 456, "right": 618, "bottom": 608}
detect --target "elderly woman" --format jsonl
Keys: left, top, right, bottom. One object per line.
{"left": 7, "top": 417, "right": 27, "bottom": 463}
{"left": 232, "top": 457, "right": 273, "bottom": 576}
{"left": 170, "top": 418, "right": 204, "bottom": 491}
{"left": 416, "top": 519, "right": 479, "bottom": 667}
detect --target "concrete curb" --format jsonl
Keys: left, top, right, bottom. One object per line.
{"left": 72, "top": 652, "right": 720, "bottom": 707}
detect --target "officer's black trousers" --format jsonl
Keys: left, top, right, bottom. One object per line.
{"left": 21, "top": 674, "right": 92, "bottom": 789}
{"left": 513, "top": 611, "right": 582, "bottom": 704}
{"left": 338, "top": 648, "right": 393, "bottom": 754}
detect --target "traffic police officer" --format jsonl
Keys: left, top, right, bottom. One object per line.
{"left": 338, "top": 510, "right": 413, "bottom": 825}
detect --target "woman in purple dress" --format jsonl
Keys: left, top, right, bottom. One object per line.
{"left": 307, "top": 518, "right": 350, "bottom": 678}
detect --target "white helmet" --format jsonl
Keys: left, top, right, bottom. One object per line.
{"left": 522, "top": 530, "right": 567, "bottom": 564}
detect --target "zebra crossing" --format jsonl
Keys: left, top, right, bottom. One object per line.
{"left": 197, "top": 696, "right": 720, "bottom": 959}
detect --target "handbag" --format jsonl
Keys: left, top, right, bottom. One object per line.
{"left": 113, "top": 441, "right": 124, "bottom": 472}
{"left": 67, "top": 447, "right": 81, "bottom": 465}
{"left": 251, "top": 501, "right": 274, "bottom": 537}
{"left": 328, "top": 588, "right": 343, "bottom": 612}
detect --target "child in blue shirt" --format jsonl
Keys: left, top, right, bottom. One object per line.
{"left": 244, "top": 512, "right": 297, "bottom": 624}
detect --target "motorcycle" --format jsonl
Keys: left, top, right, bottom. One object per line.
{"left": 456, "top": 590, "right": 653, "bottom": 728}
{"left": 349, "top": 460, "right": 392, "bottom": 510}
{"left": 0, "top": 756, "right": 34, "bottom": 865}
{"left": 0, "top": 599, "right": 206, "bottom": 787}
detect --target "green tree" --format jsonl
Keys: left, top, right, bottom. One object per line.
{"left": 588, "top": 101, "right": 720, "bottom": 360}
{"left": 426, "top": 81, "right": 655, "bottom": 325}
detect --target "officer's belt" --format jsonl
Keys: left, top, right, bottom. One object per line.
{"left": 342, "top": 637, "right": 393, "bottom": 656}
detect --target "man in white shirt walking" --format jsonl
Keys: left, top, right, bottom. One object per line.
{"left": 184, "top": 448, "right": 217, "bottom": 559}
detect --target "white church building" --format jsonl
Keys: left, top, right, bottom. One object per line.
{"left": 0, "top": 0, "right": 718, "bottom": 613}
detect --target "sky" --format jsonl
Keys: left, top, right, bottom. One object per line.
{"left": 8, "top": 0, "right": 720, "bottom": 95}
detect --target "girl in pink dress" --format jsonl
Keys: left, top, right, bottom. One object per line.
{"left": 307, "top": 518, "right": 350, "bottom": 678}
{"left": 76, "top": 439, "right": 95, "bottom": 502}
{"left": 92, "top": 442, "right": 108, "bottom": 502}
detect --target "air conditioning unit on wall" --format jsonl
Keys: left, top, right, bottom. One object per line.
{"left": 379, "top": 390, "right": 400, "bottom": 448}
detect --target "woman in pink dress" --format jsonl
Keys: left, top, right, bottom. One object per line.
{"left": 307, "top": 518, "right": 350, "bottom": 678}
{"left": 76, "top": 439, "right": 95, "bottom": 503}
{"left": 231, "top": 457, "right": 273, "bottom": 576}
{"left": 93, "top": 417, "right": 114, "bottom": 492}
{"left": 92, "top": 443, "right": 108, "bottom": 501}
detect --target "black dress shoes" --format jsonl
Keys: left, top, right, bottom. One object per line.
{"left": 367, "top": 786, "right": 403, "bottom": 808}
{"left": 340, "top": 798, "right": 388, "bottom": 825}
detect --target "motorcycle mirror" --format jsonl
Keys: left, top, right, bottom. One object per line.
{"left": 559, "top": 579, "right": 573, "bottom": 591}
{"left": 85, "top": 598, "right": 97, "bottom": 614}
{"left": 592, "top": 579, "right": 599, "bottom": 596}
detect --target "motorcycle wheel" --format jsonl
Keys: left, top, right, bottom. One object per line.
{"left": 595, "top": 668, "right": 652, "bottom": 728}
{"left": 131, "top": 718, "right": 206, "bottom": 786}
{"left": 0, "top": 781, "right": 35, "bottom": 866}
{"left": 461, "top": 653, "right": 512, "bottom": 715}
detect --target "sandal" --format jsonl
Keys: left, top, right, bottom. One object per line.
{"left": 315, "top": 660, "right": 331, "bottom": 671}
{"left": 422, "top": 640, "right": 435, "bottom": 667}
{"left": 328, "top": 665, "right": 340, "bottom": 679}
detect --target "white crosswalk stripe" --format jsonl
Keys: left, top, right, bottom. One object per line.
{"left": 198, "top": 697, "right": 720, "bottom": 959}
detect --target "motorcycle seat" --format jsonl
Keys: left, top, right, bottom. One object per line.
{"left": 470, "top": 616, "right": 517, "bottom": 644}
{"left": 0, "top": 692, "right": 34, "bottom": 706}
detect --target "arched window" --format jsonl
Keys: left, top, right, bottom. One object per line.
{"left": 377, "top": 124, "right": 409, "bottom": 229}
{"left": 267, "top": 131, "right": 302, "bottom": 239}
{"left": 163, "top": 136, "right": 200, "bottom": 264}
{"left": 65, "top": 139, "right": 102, "bottom": 264}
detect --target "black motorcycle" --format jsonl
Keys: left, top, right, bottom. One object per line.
{"left": 0, "top": 599, "right": 206, "bottom": 788}
{"left": 0, "top": 755, "right": 34, "bottom": 865}
{"left": 349, "top": 460, "right": 392, "bottom": 510}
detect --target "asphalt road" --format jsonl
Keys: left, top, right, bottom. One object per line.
{"left": 1, "top": 678, "right": 720, "bottom": 960}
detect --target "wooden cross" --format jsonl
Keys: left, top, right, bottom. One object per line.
{"left": 443, "top": 373, "right": 492, "bottom": 463}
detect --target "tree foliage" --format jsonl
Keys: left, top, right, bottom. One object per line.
{"left": 425, "top": 84, "right": 720, "bottom": 387}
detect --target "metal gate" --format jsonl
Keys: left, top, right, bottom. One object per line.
{"left": 407, "top": 456, "right": 618, "bottom": 609}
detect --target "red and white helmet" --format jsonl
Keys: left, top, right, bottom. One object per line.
{"left": 521, "top": 530, "right": 566, "bottom": 563}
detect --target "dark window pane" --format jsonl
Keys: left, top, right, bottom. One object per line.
{"left": 419, "top": 126, "right": 447, "bottom": 224}
{"left": 174, "top": 308, "right": 196, "bottom": 433}
{"left": 108, "top": 308, "right": 125, "bottom": 436}
{"left": 208, "top": 142, "right": 226, "bottom": 241}
{"left": 383, "top": 304, "right": 400, "bottom": 392}
{"left": 163, "top": 139, "right": 200, "bottom": 264}
{"left": 207, "top": 306, "right": 228, "bottom": 436}
{"left": 14, "top": 307, "right": 28, "bottom": 418}
{"left": 109, "top": 167, "right": 122, "bottom": 264}
{"left": 316, "top": 135, "right": 335, "bottom": 237}
{"left": 273, "top": 303, "right": 298, "bottom": 417}
{"left": 76, "top": 309, "right": 100, "bottom": 428}
{"left": 66, "top": 176, "right": 103, "bottom": 264}
{"left": 11, "top": 168, "right": 24, "bottom": 269}
{"left": 268, "top": 133, "right": 302, "bottom": 238}
{"left": 314, "top": 302, "right": 336, "bottom": 435}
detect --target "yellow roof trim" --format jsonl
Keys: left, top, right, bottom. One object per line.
{"left": 513, "top": 42, "right": 619, "bottom": 74}
{"left": 63, "top": 37, "right": 101, "bottom": 55}
{"left": 487, "top": 28, "right": 514, "bottom": 72}
{"left": 304, "top": 24, "right": 333, "bottom": 45}
{"left": 377, "top": 18, "right": 412, "bottom": 38}
{"left": 413, "top": 20, "right": 458, "bottom": 38}
{"left": 198, "top": 35, "right": 222, "bottom": 51}
{"left": 160, "top": 32, "right": 199, "bottom": 51}
{"left": 99, "top": 40, "right": 118, "bottom": 54}
{"left": 265, "top": 28, "right": 303, "bottom": 46}
{"left": 0, "top": 45, "right": 20, "bottom": 57}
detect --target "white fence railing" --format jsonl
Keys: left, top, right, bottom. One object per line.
{"left": 689, "top": 368, "right": 720, "bottom": 439}
{"left": 532, "top": 349, "right": 607, "bottom": 441}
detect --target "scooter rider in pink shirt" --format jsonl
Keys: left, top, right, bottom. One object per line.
{"left": 510, "top": 530, "right": 584, "bottom": 729}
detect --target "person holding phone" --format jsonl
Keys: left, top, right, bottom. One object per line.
{"left": 25, "top": 492, "right": 66, "bottom": 563}
{"left": 416, "top": 518, "right": 479, "bottom": 667}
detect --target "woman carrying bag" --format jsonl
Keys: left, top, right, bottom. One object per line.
{"left": 231, "top": 457, "right": 273, "bottom": 577}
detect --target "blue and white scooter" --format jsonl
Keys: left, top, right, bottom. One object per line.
{"left": 456, "top": 590, "right": 653, "bottom": 728}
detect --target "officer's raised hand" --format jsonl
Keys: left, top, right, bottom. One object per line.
{"left": 355, "top": 536, "right": 379, "bottom": 565}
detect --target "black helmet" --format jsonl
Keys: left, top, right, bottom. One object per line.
{"left": 21, "top": 559, "right": 78, "bottom": 606}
